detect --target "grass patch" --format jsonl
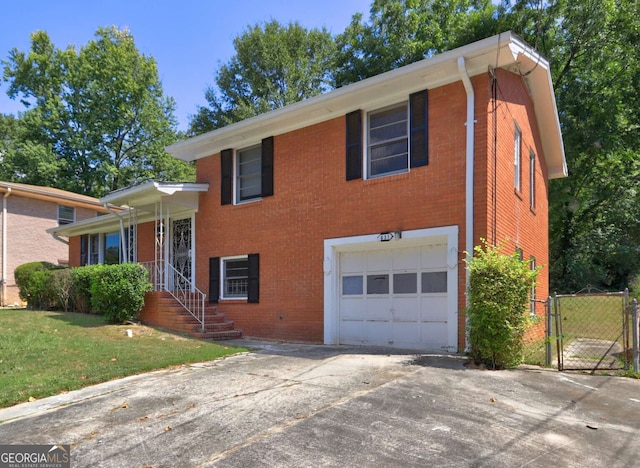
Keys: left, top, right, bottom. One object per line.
{"left": 556, "top": 295, "right": 626, "bottom": 342}
{"left": 0, "top": 309, "right": 247, "bottom": 408}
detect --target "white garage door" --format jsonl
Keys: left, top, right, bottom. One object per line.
{"left": 339, "top": 243, "right": 450, "bottom": 350}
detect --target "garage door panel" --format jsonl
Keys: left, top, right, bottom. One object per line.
{"left": 338, "top": 241, "right": 455, "bottom": 352}
{"left": 421, "top": 296, "right": 448, "bottom": 321}
{"left": 421, "top": 244, "right": 447, "bottom": 268}
{"left": 340, "top": 320, "right": 364, "bottom": 344}
{"left": 366, "top": 250, "right": 392, "bottom": 271}
{"left": 392, "top": 297, "right": 421, "bottom": 321}
{"left": 420, "top": 322, "right": 448, "bottom": 348}
{"left": 341, "top": 252, "right": 365, "bottom": 273}
{"left": 340, "top": 298, "right": 366, "bottom": 320}
{"left": 393, "top": 322, "right": 420, "bottom": 346}
{"left": 366, "top": 297, "right": 393, "bottom": 320}
{"left": 365, "top": 321, "right": 391, "bottom": 345}
{"left": 393, "top": 248, "right": 421, "bottom": 270}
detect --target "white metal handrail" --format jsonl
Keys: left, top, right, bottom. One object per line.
{"left": 141, "top": 261, "right": 206, "bottom": 330}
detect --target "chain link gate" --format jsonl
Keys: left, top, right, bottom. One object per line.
{"left": 550, "top": 288, "right": 632, "bottom": 372}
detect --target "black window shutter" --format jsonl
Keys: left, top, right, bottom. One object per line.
{"left": 346, "top": 110, "right": 362, "bottom": 180}
{"left": 247, "top": 253, "right": 260, "bottom": 303}
{"left": 261, "top": 136, "right": 274, "bottom": 197}
{"left": 220, "top": 149, "right": 233, "bottom": 205}
{"left": 409, "top": 90, "right": 429, "bottom": 168}
{"left": 209, "top": 257, "right": 220, "bottom": 303}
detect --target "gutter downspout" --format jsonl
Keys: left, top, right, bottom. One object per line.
{"left": 2, "top": 188, "right": 12, "bottom": 306}
{"left": 104, "top": 203, "right": 128, "bottom": 263}
{"left": 458, "top": 56, "right": 475, "bottom": 349}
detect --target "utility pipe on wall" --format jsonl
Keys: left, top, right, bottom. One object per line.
{"left": 2, "top": 187, "right": 12, "bottom": 306}
{"left": 457, "top": 56, "right": 475, "bottom": 303}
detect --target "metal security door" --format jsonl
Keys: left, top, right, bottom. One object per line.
{"left": 171, "top": 218, "right": 192, "bottom": 290}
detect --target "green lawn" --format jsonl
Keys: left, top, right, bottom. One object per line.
{"left": 555, "top": 294, "right": 627, "bottom": 342}
{"left": 0, "top": 309, "right": 247, "bottom": 408}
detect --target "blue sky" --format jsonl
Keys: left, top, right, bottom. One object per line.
{"left": 0, "top": 0, "right": 372, "bottom": 131}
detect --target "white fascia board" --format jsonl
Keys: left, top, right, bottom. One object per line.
{"left": 168, "top": 31, "right": 567, "bottom": 180}
{"left": 168, "top": 32, "right": 524, "bottom": 162}
{"left": 100, "top": 181, "right": 210, "bottom": 206}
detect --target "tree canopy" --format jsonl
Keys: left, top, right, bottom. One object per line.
{"left": 189, "top": 20, "right": 336, "bottom": 135}
{"left": 2, "top": 26, "right": 194, "bottom": 197}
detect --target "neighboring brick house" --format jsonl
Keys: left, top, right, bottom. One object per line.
{"left": 0, "top": 182, "right": 108, "bottom": 306}
{"left": 52, "top": 32, "right": 567, "bottom": 351}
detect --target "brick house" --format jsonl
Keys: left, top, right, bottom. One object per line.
{"left": 0, "top": 182, "right": 108, "bottom": 306}
{"left": 51, "top": 32, "right": 567, "bottom": 351}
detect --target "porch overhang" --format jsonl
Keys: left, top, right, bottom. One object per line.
{"left": 48, "top": 181, "right": 210, "bottom": 238}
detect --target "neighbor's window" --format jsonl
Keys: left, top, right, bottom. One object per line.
{"left": 223, "top": 256, "right": 249, "bottom": 298}
{"left": 58, "top": 205, "right": 75, "bottom": 225}
{"left": 368, "top": 103, "right": 408, "bottom": 178}
{"left": 529, "top": 149, "right": 536, "bottom": 208}
{"left": 236, "top": 145, "right": 262, "bottom": 202}
{"left": 514, "top": 125, "right": 522, "bottom": 191}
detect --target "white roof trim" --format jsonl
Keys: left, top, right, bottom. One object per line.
{"left": 168, "top": 31, "right": 567, "bottom": 180}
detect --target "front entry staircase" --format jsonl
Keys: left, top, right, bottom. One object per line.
{"left": 151, "top": 292, "right": 242, "bottom": 340}
{"left": 139, "top": 291, "right": 242, "bottom": 340}
{"left": 140, "top": 261, "right": 242, "bottom": 340}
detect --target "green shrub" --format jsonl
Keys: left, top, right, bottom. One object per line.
{"left": 47, "top": 269, "right": 74, "bottom": 312}
{"left": 466, "top": 241, "right": 539, "bottom": 369}
{"left": 14, "top": 261, "right": 60, "bottom": 309}
{"left": 90, "top": 263, "right": 152, "bottom": 323}
{"left": 71, "top": 264, "right": 105, "bottom": 313}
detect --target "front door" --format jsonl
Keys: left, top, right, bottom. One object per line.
{"left": 171, "top": 218, "right": 192, "bottom": 290}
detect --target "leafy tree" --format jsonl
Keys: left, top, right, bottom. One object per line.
{"left": 333, "top": 0, "right": 496, "bottom": 87}
{"left": 2, "top": 27, "right": 194, "bottom": 197}
{"left": 190, "top": 20, "right": 336, "bottom": 134}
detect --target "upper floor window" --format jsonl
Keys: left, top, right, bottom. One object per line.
{"left": 529, "top": 149, "right": 536, "bottom": 208}
{"left": 236, "top": 145, "right": 262, "bottom": 202}
{"left": 221, "top": 137, "right": 274, "bottom": 205}
{"left": 514, "top": 125, "right": 522, "bottom": 191}
{"left": 346, "top": 89, "right": 428, "bottom": 181}
{"left": 58, "top": 205, "right": 75, "bottom": 225}
{"left": 368, "top": 103, "right": 408, "bottom": 177}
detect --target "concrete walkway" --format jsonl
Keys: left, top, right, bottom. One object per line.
{"left": 1, "top": 340, "right": 639, "bottom": 467}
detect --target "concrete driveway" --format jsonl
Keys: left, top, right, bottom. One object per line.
{"left": 1, "top": 340, "right": 639, "bottom": 467}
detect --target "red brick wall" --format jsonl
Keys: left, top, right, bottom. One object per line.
{"left": 192, "top": 71, "right": 550, "bottom": 346}
{"left": 474, "top": 69, "right": 550, "bottom": 326}
{"left": 194, "top": 79, "right": 476, "bottom": 344}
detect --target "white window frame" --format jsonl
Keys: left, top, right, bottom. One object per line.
{"left": 366, "top": 102, "right": 409, "bottom": 179}
{"left": 235, "top": 145, "right": 262, "bottom": 204}
{"left": 58, "top": 205, "right": 75, "bottom": 225}
{"left": 529, "top": 149, "right": 536, "bottom": 208}
{"left": 530, "top": 257, "right": 537, "bottom": 317}
{"left": 220, "top": 255, "right": 249, "bottom": 300}
{"left": 514, "top": 125, "right": 522, "bottom": 191}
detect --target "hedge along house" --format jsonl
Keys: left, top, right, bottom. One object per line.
{"left": 51, "top": 32, "right": 567, "bottom": 351}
